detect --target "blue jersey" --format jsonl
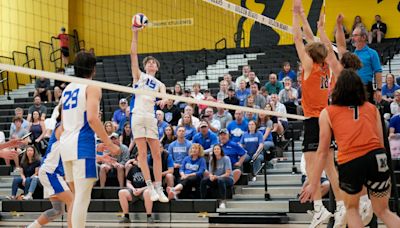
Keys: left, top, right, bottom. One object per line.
{"left": 41, "top": 123, "right": 63, "bottom": 175}
{"left": 168, "top": 139, "right": 192, "bottom": 165}
{"left": 179, "top": 156, "right": 206, "bottom": 177}
{"left": 240, "top": 132, "right": 263, "bottom": 156}
{"left": 192, "top": 131, "right": 219, "bottom": 150}
{"left": 227, "top": 120, "right": 248, "bottom": 143}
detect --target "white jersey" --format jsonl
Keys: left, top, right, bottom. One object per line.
{"left": 130, "top": 72, "right": 164, "bottom": 117}
{"left": 60, "top": 83, "right": 96, "bottom": 161}
{"left": 41, "top": 123, "right": 63, "bottom": 175}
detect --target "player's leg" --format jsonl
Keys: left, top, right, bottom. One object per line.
{"left": 343, "top": 190, "right": 363, "bottom": 227}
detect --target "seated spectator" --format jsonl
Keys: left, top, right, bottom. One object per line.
{"left": 227, "top": 110, "right": 248, "bottom": 143}
{"left": 148, "top": 146, "right": 175, "bottom": 189}
{"left": 217, "top": 80, "right": 229, "bottom": 101}
{"left": 104, "top": 121, "right": 115, "bottom": 137}
{"left": 236, "top": 80, "right": 251, "bottom": 106}
{"left": 368, "top": 15, "right": 387, "bottom": 44}
{"left": 112, "top": 98, "right": 128, "bottom": 130}
{"left": 161, "top": 125, "right": 176, "bottom": 150}
{"left": 278, "top": 62, "right": 297, "bottom": 81}
{"left": 120, "top": 122, "right": 133, "bottom": 153}
{"left": 162, "top": 98, "right": 181, "bottom": 127}
{"left": 33, "top": 77, "right": 52, "bottom": 103}
{"left": 156, "top": 110, "right": 168, "bottom": 139}
{"left": 246, "top": 72, "right": 261, "bottom": 89}
{"left": 29, "top": 111, "right": 47, "bottom": 155}
{"left": 223, "top": 73, "right": 236, "bottom": 91}
{"left": 390, "top": 90, "right": 400, "bottom": 116}
{"left": 191, "top": 83, "right": 204, "bottom": 100}
{"left": 178, "top": 105, "right": 200, "bottom": 129}
{"left": 244, "top": 111, "right": 257, "bottom": 123}
{"left": 279, "top": 77, "right": 299, "bottom": 115}
{"left": 224, "top": 88, "right": 240, "bottom": 117}
{"left": 265, "top": 73, "right": 284, "bottom": 95}
{"left": 118, "top": 164, "right": 156, "bottom": 223}
{"left": 178, "top": 114, "right": 197, "bottom": 140}
{"left": 10, "top": 107, "right": 29, "bottom": 133}
{"left": 200, "top": 144, "right": 234, "bottom": 209}
{"left": 351, "top": 15, "right": 366, "bottom": 32}
{"left": 213, "top": 102, "right": 233, "bottom": 129}
{"left": 270, "top": 94, "right": 288, "bottom": 135}
{"left": 382, "top": 73, "right": 400, "bottom": 102}
{"left": 245, "top": 83, "right": 266, "bottom": 108}
{"left": 218, "top": 129, "right": 247, "bottom": 184}
{"left": 202, "top": 108, "right": 221, "bottom": 133}
{"left": 300, "top": 154, "right": 330, "bottom": 198}
{"left": 27, "top": 96, "right": 47, "bottom": 121}
{"left": 8, "top": 145, "right": 41, "bottom": 200}
{"left": 235, "top": 65, "right": 251, "bottom": 88}
{"left": 389, "top": 114, "right": 400, "bottom": 139}
{"left": 173, "top": 83, "right": 183, "bottom": 97}
{"left": 0, "top": 128, "right": 21, "bottom": 170}
{"left": 168, "top": 126, "right": 192, "bottom": 169}
{"left": 241, "top": 120, "right": 264, "bottom": 178}
{"left": 192, "top": 121, "right": 219, "bottom": 155}
{"left": 99, "top": 133, "right": 130, "bottom": 187}
{"left": 167, "top": 143, "right": 206, "bottom": 199}
{"left": 256, "top": 105, "right": 275, "bottom": 154}
{"left": 53, "top": 68, "right": 67, "bottom": 102}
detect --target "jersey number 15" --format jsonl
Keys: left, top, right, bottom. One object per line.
{"left": 63, "top": 89, "right": 80, "bottom": 110}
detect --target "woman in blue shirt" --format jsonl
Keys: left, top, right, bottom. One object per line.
{"left": 167, "top": 143, "right": 206, "bottom": 199}
{"left": 382, "top": 73, "right": 400, "bottom": 102}
{"left": 178, "top": 114, "right": 197, "bottom": 141}
{"left": 241, "top": 120, "right": 264, "bottom": 177}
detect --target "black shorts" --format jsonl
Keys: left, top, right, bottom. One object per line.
{"left": 338, "top": 148, "right": 391, "bottom": 195}
{"left": 61, "top": 47, "right": 69, "bottom": 57}
{"left": 302, "top": 118, "right": 320, "bottom": 152}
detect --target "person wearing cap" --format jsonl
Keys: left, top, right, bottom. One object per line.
{"left": 218, "top": 128, "right": 247, "bottom": 184}
{"left": 226, "top": 110, "right": 248, "bottom": 143}
{"left": 99, "top": 132, "right": 130, "bottom": 187}
{"left": 112, "top": 98, "right": 129, "bottom": 130}
{"left": 57, "top": 27, "right": 69, "bottom": 67}
{"left": 223, "top": 88, "right": 240, "bottom": 118}
{"left": 192, "top": 121, "right": 219, "bottom": 155}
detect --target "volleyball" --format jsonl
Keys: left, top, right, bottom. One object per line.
{"left": 132, "top": 13, "right": 148, "bottom": 29}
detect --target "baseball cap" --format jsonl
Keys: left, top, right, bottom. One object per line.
{"left": 109, "top": 132, "right": 119, "bottom": 139}
{"left": 228, "top": 87, "right": 235, "bottom": 92}
{"left": 119, "top": 98, "right": 127, "bottom": 104}
{"left": 218, "top": 128, "right": 229, "bottom": 135}
{"left": 199, "top": 121, "right": 208, "bottom": 128}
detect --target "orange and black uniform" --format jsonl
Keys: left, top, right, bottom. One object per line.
{"left": 326, "top": 102, "right": 390, "bottom": 195}
{"left": 301, "top": 63, "right": 331, "bottom": 152}
{"left": 57, "top": 33, "right": 69, "bottom": 57}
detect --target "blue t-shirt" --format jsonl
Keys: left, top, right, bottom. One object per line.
{"left": 382, "top": 84, "right": 400, "bottom": 98}
{"left": 227, "top": 120, "right": 249, "bottom": 143}
{"left": 354, "top": 46, "right": 382, "bottom": 84}
{"left": 168, "top": 139, "right": 192, "bottom": 165}
{"left": 278, "top": 70, "right": 297, "bottom": 81}
{"left": 235, "top": 89, "right": 251, "bottom": 106}
{"left": 240, "top": 132, "right": 263, "bottom": 156}
{"left": 182, "top": 125, "right": 197, "bottom": 141}
{"left": 147, "top": 153, "right": 174, "bottom": 169}
{"left": 157, "top": 121, "right": 168, "bottom": 139}
{"left": 221, "top": 140, "right": 247, "bottom": 166}
{"left": 179, "top": 156, "right": 206, "bottom": 177}
{"left": 113, "top": 109, "right": 126, "bottom": 125}
{"left": 389, "top": 115, "right": 400, "bottom": 134}
{"left": 192, "top": 131, "right": 219, "bottom": 150}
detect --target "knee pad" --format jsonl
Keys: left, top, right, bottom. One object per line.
{"left": 43, "top": 201, "right": 65, "bottom": 221}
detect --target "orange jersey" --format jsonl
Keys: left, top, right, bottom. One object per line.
{"left": 301, "top": 63, "right": 331, "bottom": 117}
{"left": 326, "top": 102, "right": 384, "bottom": 165}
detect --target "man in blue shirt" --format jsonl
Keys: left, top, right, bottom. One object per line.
{"left": 227, "top": 110, "right": 248, "bottom": 143}
{"left": 192, "top": 121, "right": 219, "bottom": 154}
{"left": 112, "top": 98, "right": 128, "bottom": 130}
{"left": 168, "top": 126, "right": 192, "bottom": 168}
{"left": 352, "top": 26, "right": 382, "bottom": 103}
{"left": 218, "top": 129, "right": 247, "bottom": 184}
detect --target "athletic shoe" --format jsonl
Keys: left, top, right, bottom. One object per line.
{"left": 6, "top": 196, "right": 16, "bottom": 200}
{"left": 251, "top": 176, "right": 257, "bottom": 182}
{"left": 149, "top": 188, "right": 159, "bottom": 202}
{"left": 333, "top": 205, "right": 347, "bottom": 228}
{"left": 147, "top": 217, "right": 155, "bottom": 223}
{"left": 308, "top": 206, "right": 332, "bottom": 228}
{"left": 219, "top": 202, "right": 226, "bottom": 209}
{"left": 156, "top": 187, "right": 169, "bottom": 203}
{"left": 360, "top": 199, "right": 373, "bottom": 226}
{"left": 22, "top": 195, "right": 32, "bottom": 200}
{"left": 119, "top": 217, "right": 130, "bottom": 223}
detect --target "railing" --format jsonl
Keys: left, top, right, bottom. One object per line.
{"left": 22, "top": 59, "right": 36, "bottom": 82}
{"left": 39, "top": 41, "right": 57, "bottom": 72}
{"left": 215, "top": 37, "right": 228, "bottom": 68}
{"left": 198, "top": 48, "right": 209, "bottom": 80}
{"left": 0, "top": 71, "right": 11, "bottom": 100}
{"left": 12, "top": 51, "right": 29, "bottom": 88}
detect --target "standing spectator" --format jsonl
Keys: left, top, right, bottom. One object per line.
{"left": 178, "top": 105, "right": 200, "bottom": 129}
{"left": 10, "top": 107, "right": 29, "bottom": 134}
{"left": 168, "top": 126, "right": 192, "bottom": 168}
{"left": 167, "top": 143, "right": 206, "bottom": 199}
{"left": 218, "top": 129, "right": 247, "bottom": 184}
{"left": 162, "top": 98, "right": 181, "bottom": 127}
{"left": 241, "top": 120, "right": 264, "bottom": 178}
{"left": 223, "top": 88, "right": 240, "bottom": 117}
{"left": 246, "top": 72, "right": 261, "bottom": 89}
{"left": 178, "top": 114, "right": 197, "bottom": 140}
{"left": 217, "top": 80, "right": 229, "bottom": 101}
{"left": 245, "top": 83, "right": 266, "bottom": 108}
{"left": 8, "top": 145, "right": 41, "bottom": 200}
{"left": 156, "top": 110, "right": 169, "bottom": 139}
{"left": 368, "top": 15, "right": 387, "bottom": 44}
{"left": 265, "top": 73, "right": 284, "bottom": 95}
{"left": 352, "top": 25, "right": 383, "bottom": 103}
{"left": 200, "top": 144, "right": 233, "bottom": 209}
{"left": 236, "top": 80, "right": 251, "bottom": 106}
{"left": 351, "top": 15, "right": 365, "bottom": 32}
{"left": 278, "top": 62, "right": 297, "bottom": 81}
{"left": 390, "top": 90, "right": 400, "bottom": 116}
{"left": 27, "top": 96, "right": 47, "bottom": 122}
{"left": 160, "top": 125, "right": 176, "bottom": 150}
{"left": 33, "top": 77, "right": 52, "bottom": 103}
{"left": 28, "top": 111, "right": 46, "bottom": 155}
{"left": 223, "top": 73, "right": 236, "bottom": 90}
{"left": 235, "top": 65, "right": 252, "bottom": 88}
{"left": 192, "top": 121, "right": 219, "bottom": 155}
{"left": 99, "top": 133, "right": 130, "bottom": 187}
{"left": 191, "top": 83, "right": 204, "bottom": 100}
{"left": 227, "top": 110, "right": 248, "bottom": 143}
{"left": 382, "top": 73, "right": 400, "bottom": 102}
{"left": 57, "top": 27, "right": 69, "bottom": 67}
{"left": 213, "top": 102, "right": 233, "bottom": 129}
{"left": 203, "top": 108, "right": 221, "bottom": 133}
{"left": 112, "top": 98, "right": 128, "bottom": 130}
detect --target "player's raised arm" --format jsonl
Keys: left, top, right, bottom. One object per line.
{"left": 298, "top": 4, "right": 315, "bottom": 43}
{"left": 335, "top": 14, "right": 348, "bottom": 59}
{"left": 130, "top": 29, "right": 141, "bottom": 83}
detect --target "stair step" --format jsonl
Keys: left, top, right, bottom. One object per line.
{"left": 223, "top": 200, "right": 288, "bottom": 212}
{"left": 240, "top": 186, "right": 301, "bottom": 197}
{"left": 209, "top": 213, "right": 289, "bottom": 224}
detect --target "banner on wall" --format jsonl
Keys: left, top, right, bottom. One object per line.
{"left": 148, "top": 18, "right": 194, "bottom": 29}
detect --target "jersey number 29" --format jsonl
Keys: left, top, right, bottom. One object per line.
{"left": 63, "top": 89, "right": 80, "bottom": 110}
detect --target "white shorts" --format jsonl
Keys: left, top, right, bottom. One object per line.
{"left": 63, "top": 158, "right": 97, "bottom": 183}
{"left": 131, "top": 115, "right": 158, "bottom": 140}
{"left": 39, "top": 168, "right": 70, "bottom": 199}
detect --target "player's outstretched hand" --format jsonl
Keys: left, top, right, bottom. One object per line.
{"left": 293, "top": 0, "right": 302, "bottom": 14}
{"left": 157, "top": 99, "right": 168, "bottom": 110}
{"left": 96, "top": 143, "right": 108, "bottom": 152}
{"left": 336, "top": 14, "right": 344, "bottom": 25}
{"left": 0, "top": 150, "right": 18, "bottom": 160}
